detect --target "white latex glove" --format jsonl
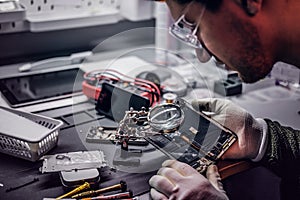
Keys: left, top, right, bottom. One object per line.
{"left": 191, "top": 98, "right": 267, "bottom": 161}
{"left": 149, "top": 160, "right": 228, "bottom": 200}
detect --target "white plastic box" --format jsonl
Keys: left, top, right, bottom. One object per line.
{"left": 120, "top": 0, "right": 153, "bottom": 21}
{"left": 0, "top": 106, "right": 63, "bottom": 162}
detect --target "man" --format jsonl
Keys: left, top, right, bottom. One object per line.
{"left": 149, "top": 0, "right": 300, "bottom": 199}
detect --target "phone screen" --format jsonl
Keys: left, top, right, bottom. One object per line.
{"left": 0, "top": 68, "right": 85, "bottom": 107}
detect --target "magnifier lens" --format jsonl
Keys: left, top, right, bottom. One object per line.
{"left": 148, "top": 104, "right": 184, "bottom": 132}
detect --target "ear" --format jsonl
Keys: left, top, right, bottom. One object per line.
{"left": 241, "top": 0, "right": 263, "bottom": 15}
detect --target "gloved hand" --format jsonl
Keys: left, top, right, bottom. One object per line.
{"left": 149, "top": 160, "right": 228, "bottom": 200}
{"left": 191, "top": 98, "right": 267, "bottom": 160}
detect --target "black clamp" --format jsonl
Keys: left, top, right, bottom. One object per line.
{"left": 214, "top": 73, "right": 242, "bottom": 96}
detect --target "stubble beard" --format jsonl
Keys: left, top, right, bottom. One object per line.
{"left": 228, "top": 19, "right": 274, "bottom": 84}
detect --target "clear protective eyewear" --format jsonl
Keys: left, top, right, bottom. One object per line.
{"left": 169, "top": 14, "right": 212, "bottom": 63}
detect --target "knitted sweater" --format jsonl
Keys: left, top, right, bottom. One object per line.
{"left": 261, "top": 119, "right": 300, "bottom": 199}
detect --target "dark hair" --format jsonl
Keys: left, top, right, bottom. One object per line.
{"left": 174, "top": 0, "right": 222, "bottom": 11}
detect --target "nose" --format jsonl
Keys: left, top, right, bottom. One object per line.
{"left": 195, "top": 48, "right": 211, "bottom": 63}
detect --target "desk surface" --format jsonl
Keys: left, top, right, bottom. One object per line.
{"left": 0, "top": 101, "right": 283, "bottom": 200}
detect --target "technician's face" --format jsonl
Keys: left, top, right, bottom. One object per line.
{"left": 166, "top": 0, "right": 274, "bottom": 83}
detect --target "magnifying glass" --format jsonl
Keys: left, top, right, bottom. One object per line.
{"left": 148, "top": 103, "right": 184, "bottom": 132}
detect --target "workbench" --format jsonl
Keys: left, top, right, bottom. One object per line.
{"left": 1, "top": 50, "right": 298, "bottom": 200}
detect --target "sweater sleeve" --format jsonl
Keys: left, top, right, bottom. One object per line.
{"left": 261, "top": 119, "right": 300, "bottom": 178}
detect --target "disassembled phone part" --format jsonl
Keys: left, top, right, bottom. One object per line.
{"left": 40, "top": 150, "right": 107, "bottom": 173}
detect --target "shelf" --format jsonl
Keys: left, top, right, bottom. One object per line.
{"left": 0, "top": 1, "right": 25, "bottom": 23}
{"left": 27, "top": 7, "right": 121, "bottom": 32}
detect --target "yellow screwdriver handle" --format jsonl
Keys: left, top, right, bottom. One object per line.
{"left": 56, "top": 182, "right": 90, "bottom": 199}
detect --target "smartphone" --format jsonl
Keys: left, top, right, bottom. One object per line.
{"left": 146, "top": 99, "right": 237, "bottom": 172}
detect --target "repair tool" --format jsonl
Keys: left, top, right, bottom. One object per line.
{"left": 6, "top": 178, "right": 39, "bottom": 192}
{"left": 81, "top": 190, "right": 133, "bottom": 200}
{"left": 71, "top": 180, "right": 127, "bottom": 198}
{"left": 56, "top": 182, "right": 90, "bottom": 199}
{"left": 83, "top": 69, "right": 161, "bottom": 106}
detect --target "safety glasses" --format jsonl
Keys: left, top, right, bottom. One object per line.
{"left": 169, "top": 6, "right": 212, "bottom": 63}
